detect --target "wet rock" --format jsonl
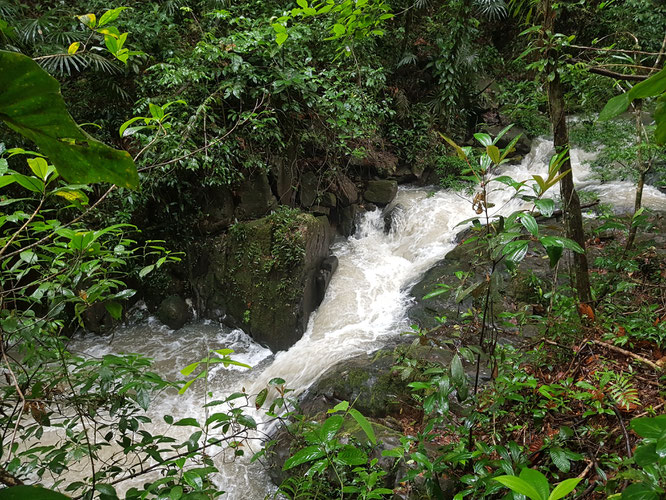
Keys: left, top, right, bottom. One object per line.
{"left": 320, "top": 192, "right": 337, "bottom": 208}
{"left": 234, "top": 173, "right": 277, "bottom": 220}
{"left": 157, "top": 295, "right": 190, "bottom": 330}
{"left": 350, "top": 149, "right": 399, "bottom": 178}
{"left": 314, "top": 256, "right": 338, "bottom": 308}
{"left": 336, "top": 174, "right": 359, "bottom": 206}
{"left": 82, "top": 302, "right": 116, "bottom": 334}
{"left": 199, "top": 185, "right": 235, "bottom": 234}
{"left": 272, "top": 156, "right": 296, "bottom": 206}
{"left": 383, "top": 204, "right": 404, "bottom": 233}
{"left": 302, "top": 350, "right": 421, "bottom": 418}
{"left": 299, "top": 171, "right": 318, "bottom": 208}
{"left": 337, "top": 204, "right": 358, "bottom": 237}
{"left": 310, "top": 205, "right": 330, "bottom": 216}
{"left": 364, "top": 180, "right": 398, "bottom": 206}
{"left": 196, "top": 210, "right": 333, "bottom": 352}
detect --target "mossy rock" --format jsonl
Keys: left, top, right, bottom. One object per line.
{"left": 196, "top": 208, "right": 333, "bottom": 352}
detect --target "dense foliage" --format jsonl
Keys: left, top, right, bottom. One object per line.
{"left": 0, "top": 0, "right": 665, "bottom": 498}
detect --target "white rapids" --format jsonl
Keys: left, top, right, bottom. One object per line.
{"left": 62, "top": 136, "right": 665, "bottom": 498}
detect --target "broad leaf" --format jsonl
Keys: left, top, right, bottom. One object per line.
{"left": 493, "top": 475, "right": 543, "bottom": 500}
{"left": 349, "top": 408, "right": 376, "bottom": 445}
{"left": 520, "top": 213, "right": 539, "bottom": 236}
{"left": 283, "top": 445, "right": 326, "bottom": 470}
{"left": 0, "top": 486, "right": 69, "bottom": 500}
{"left": 535, "top": 198, "right": 555, "bottom": 217}
{"left": 0, "top": 50, "right": 138, "bottom": 188}
{"left": 549, "top": 478, "right": 582, "bottom": 500}
{"left": 336, "top": 445, "right": 368, "bottom": 466}
{"left": 630, "top": 415, "right": 666, "bottom": 439}
{"left": 620, "top": 483, "right": 661, "bottom": 500}
{"left": 320, "top": 414, "right": 343, "bottom": 442}
{"left": 520, "top": 468, "right": 549, "bottom": 500}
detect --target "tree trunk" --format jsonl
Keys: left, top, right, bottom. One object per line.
{"left": 625, "top": 102, "right": 651, "bottom": 253}
{"left": 544, "top": 0, "right": 593, "bottom": 305}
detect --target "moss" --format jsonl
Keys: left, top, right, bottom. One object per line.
{"left": 209, "top": 207, "right": 329, "bottom": 351}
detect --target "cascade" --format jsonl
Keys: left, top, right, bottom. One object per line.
{"left": 66, "top": 138, "right": 666, "bottom": 498}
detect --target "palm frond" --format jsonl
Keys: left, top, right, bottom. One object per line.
{"left": 397, "top": 52, "right": 418, "bottom": 68}
{"left": 475, "top": 0, "right": 508, "bottom": 20}
{"left": 38, "top": 52, "right": 88, "bottom": 75}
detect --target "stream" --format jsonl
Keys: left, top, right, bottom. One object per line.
{"left": 67, "top": 137, "right": 666, "bottom": 498}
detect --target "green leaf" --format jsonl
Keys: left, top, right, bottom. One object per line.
{"left": 336, "top": 445, "right": 368, "bottom": 466}
{"left": 486, "top": 145, "right": 500, "bottom": 164}
{"left": 520, "top": 468, "right": 550, "bottom": 500}
{"left": 328, "top": 400, "right": 349, "bottom": 413}
{"left": 450, "top": 354, "right": 465, "bottom": 387}
{"left": 236, "top": 414, "right": 257, "bottom": 429}
{"left": 173, "top": 418, "right": 200, "bottom": 427}
{"left": 98, "top": 7, "right": 128, "bottom": 27}
{"left": 599, "top": 93, "right": 631, "bottom": 121}
{"left": 544, "top": 245, "right": 563, "bottom": 267}
{"left": 600, "top": 68, "right": 666, "bottom": 122}
{"left": 634, "top": 443, "right": 659, "bottom": 467}
{"left": 12, "top": 174, "right": 44, "bottom": 193}
{"left": 0, "top": 486, "right": 70, "bottom": 500}
{"left": 283, "top": 445, "right": 326, "bottom": 470}
{"left": 539, "top": 236, "right": 584, "bottom": 254}
{"left": 630, "top": 415, "right": 666, "bottom": 439}
{"left": 535, "top": 198, "right": 555, "bottom": 217}
{"left": 332, "top": 23, "right": 346, "bottom": 36}
{"left": 320, "top": 414, "right": 343, "bottom": 442}
{"left": 296, "top": 0, "right": 308, "bottom": 7}
{"left": 503, "top": 240, "right": 529, "bottom": 263}
{"left": 549, "top": 478, "right": 582, "bottom": 500}
{"left": 349, "top": 408, "right": 376, "bottom": 445}
{"left": 493, "top": 475, "right": 543, "bottom": 500}
{"left": 520, "top": 213, "right": 538, "bottom": 236}
{"left": 180, "top": 362, "right": 200, "bottom": 377}
{"left": 276, "top": 32, "right": 288, "bottom": 45}
{"left": 95, "top": 484, "right": 118, "bottom": 499}
{"left": 474, "top": 133, "right": 492, "bottom": 147}
{"left": 549, "top": 447, "right": 571, "bottom": 472}
{"left": 104, "top": 301, "right": 122, "bottom": 320}
{"left": 255, "top": 388, "right": 268, "bottom": 410}
{"left": 0, "top": 50, "right": 138, "bottom": 188}
{"left": 620, "top": 483, "right": 661, "bottom": 500}
{"left": 27, "top": 157, "right": 48, "bottom": 180}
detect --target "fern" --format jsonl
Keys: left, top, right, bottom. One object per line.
{"left": 609, "top": 373, "right": 640, "bottom": 411}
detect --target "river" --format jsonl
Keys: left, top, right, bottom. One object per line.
{"left": 66, "top": 137, "right": 666, "bottom": 498}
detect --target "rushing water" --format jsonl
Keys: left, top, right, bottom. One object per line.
{"left": 65, "top": 138, "right": 666, "bottom": 498}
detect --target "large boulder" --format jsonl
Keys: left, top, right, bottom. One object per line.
{"left": 157, "top": 295, "right": 190, "bottom": 330}
{"left": 335, "top": 174, "right": 359, "bottom": 206}
{"left": 196, "top": 209, "right": 334, "bottom": 352}
{"left": 364, "top": 180, "right": 398, "bottom": 206}
{"left": 234, "top": 173, "right": 277, "bottom": 220}
{"left": 298, "top": 171, "right": 318, "bottom": 208}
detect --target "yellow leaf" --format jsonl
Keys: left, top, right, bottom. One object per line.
{"left": 77, "top": 13, "right": 97, "bottom": 28}
{"left": 67, "top": 42, "right": 81, "bottom": 55}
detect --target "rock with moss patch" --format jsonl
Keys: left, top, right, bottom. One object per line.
{"left": 364, "top": 180, "right": 398, "bottom": 206}
{"left": 157, "top": 295, "right": 190, "bottom": 330}
{"left": 196, "top": 209, "right": 333, "bottom": 351}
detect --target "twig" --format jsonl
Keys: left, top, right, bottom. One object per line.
{"left": 569, "top": 45, "right": 663, "bottom": 56}
{"left": 612, "top": 406, "right": 633, "bottom": 458}
{"left": 591, "top": 339, "right": 663, "bottom": 371}
{"left": 0, "top": 466, "right": 23, "bottom": 487}
{"left": 634, "top": 402, "right": 665, "bottom": 418}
